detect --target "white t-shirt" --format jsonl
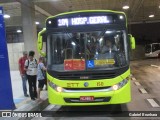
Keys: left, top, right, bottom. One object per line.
{"left": 25, "top": 59, "right": 37, "bottom": 76}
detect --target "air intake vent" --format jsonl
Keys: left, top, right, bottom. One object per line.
{"left": 47, "top": 66, "right": 129, "bottom": 80}
{"left": 54, "top": 72, "right": 116, "bottom": 80}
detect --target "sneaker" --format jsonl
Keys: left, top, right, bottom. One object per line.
{"left": 31, "top": 98, "right": 35, "bottom": 100}
{"left": 24, "top": 94, "right": 29, "bottom": 97}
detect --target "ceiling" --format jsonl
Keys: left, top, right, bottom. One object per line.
{"left": 1, "top": 0, "right": 160, "bottom": 30}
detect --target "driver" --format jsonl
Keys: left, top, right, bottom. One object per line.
{"left": 101, "top": 39, "right": 117, "bottom": 53}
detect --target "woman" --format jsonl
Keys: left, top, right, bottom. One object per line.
{"left": 37, "top": 57, "right": 47, "bottom": 101}
{"left": 24, "top": 51, "right": 37, "bottom": 100}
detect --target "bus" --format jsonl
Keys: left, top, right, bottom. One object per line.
{"left": 37, "top": 10, "right": 135, "bottom": 106}
{"left": 145, "top": 43, "right": 160, "bottom": 58}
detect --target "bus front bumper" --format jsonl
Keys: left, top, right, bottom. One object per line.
{"left": 48, "top": 80, "right": 131, "bottom": 106}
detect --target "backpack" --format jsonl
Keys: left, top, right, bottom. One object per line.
{"left": 27, "top": 59, "right": 37, "bottom": 68}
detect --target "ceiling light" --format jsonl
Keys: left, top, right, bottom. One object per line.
{"left": 17, "top": 30, "right": 22, "bottom": 33}
{"left": 123, "top": 6, "right": 129, "bottom": 10}
{"left": 4, "top": 14, "right": 10, "bottom": 19}
{"left": 35, "top": 21, "right": 40, "bottom": 25}
{"left": 149, "top": 15, "right": 154, "bottom": 18}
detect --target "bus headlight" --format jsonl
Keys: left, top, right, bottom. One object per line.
{"left": 112, "top": 78, "right": 129, "bottom": 91}
{"left": 48, "top": 81, "right": 64, "bottom": 92}
{"left": 112, "top": 84, "right": 119, "bottom": 90}
{"left": 56, "top": 86, "right": 63, "bottom": 92}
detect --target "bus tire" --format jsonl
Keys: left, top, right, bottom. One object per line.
{"left": 158, "top": 53, "right": 160, "bottom": 58}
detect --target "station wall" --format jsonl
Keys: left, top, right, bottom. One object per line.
{"left": 7, "top": 42, "right": 46, "bottom": 70}
{"left": 7, "top": 43, "right": 24, "bottom": 71}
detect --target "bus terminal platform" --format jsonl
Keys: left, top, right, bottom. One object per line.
{"left": 10, "top": 71, "right": 48, "bottom": 111}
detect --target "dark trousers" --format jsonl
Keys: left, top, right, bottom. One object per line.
{"left": 27, "top": 75, "right": 37, "bottom": 99}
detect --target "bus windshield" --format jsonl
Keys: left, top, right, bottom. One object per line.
{"left": 47, "top": 30, "right": 128, "bottom": 72}
{"left": 152, "top": 44, "right": 160, "bottom": 52}
{"left": 145, "top": 43, "right": 160, "bottom": 53}
{"left": 145, "top": 44, "right": 151, "bottom": 53}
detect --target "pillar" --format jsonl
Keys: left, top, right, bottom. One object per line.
{"left": 21, "top": 0, "right": 38, "bottom": 58}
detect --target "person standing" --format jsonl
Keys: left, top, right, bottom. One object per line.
{"left": 18, "top": 51, "right": 29, "bottom": 97}
{"left": 24, "top": 51, "right": 37, "bottom": 100}
{"left": 37, "top": 57, "right": 47, "bottom": 101}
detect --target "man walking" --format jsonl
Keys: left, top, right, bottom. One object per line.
{"left": 24, "top": 51, "right": 37, "bottom": 100}
{"left": 18, "top": 51, "right": 29, "bottom": 97}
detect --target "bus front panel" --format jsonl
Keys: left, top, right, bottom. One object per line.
{"left": 47, "top": 69, "right": 131, "bottom": 105}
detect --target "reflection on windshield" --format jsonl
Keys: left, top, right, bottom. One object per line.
{"left": 47, "top": 30, "right": 128, "bottom": 72}
{"left": 145, "top": 45, "right": 151, "bottom": 53}
{"left": 145, "top": 44, "right": 160, "bottom": 53}
{"left": 152, "top": 44, "right": 160, "bottom": 52}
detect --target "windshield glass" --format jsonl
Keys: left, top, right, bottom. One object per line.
{"left": 47, "top": 30, "right": 128, "bottom": 72}
{"left": 145, "top": 44, "right": 151, "bottom": 53}
{"left": 152, "top": 44, "right": 160, "bottom": 52}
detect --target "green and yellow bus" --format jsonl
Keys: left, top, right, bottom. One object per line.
{"left": 37, "top": 10, "right": 135, "bottom": 106}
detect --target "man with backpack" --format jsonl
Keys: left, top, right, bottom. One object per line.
{"left": 24, "top": 51, "right": 37, "bottom": 100}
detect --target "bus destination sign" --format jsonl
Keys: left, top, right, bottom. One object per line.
{"left": 57, "top": 16, "right": 112, "bottom": 27}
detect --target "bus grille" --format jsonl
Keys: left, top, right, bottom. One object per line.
{"left": 55, "top": 72, "right": 116, "bottom": 80}
{"left": 47, "top": 66, "right": 129, "bottom": 80}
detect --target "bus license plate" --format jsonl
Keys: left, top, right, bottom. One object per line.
{"left": 80, "top": 96, "right": 94, "bottom": 101}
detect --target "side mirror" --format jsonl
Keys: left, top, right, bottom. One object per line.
{"left": 37, "top": 28, "right": 46, "bottom": 57}
{"left": 128, "top": 34, "right": 136, "bottom": 50}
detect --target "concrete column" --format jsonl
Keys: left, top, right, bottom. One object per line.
{"left": 21, "top": 0, "right": 38, "bottom": 58}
